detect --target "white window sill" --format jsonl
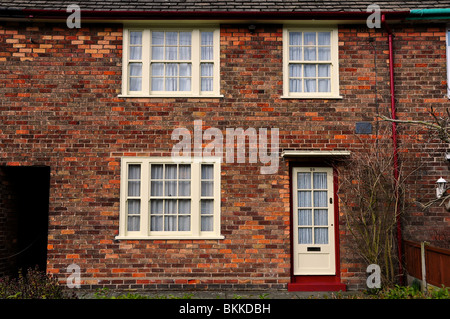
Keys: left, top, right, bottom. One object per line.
{"left": 115, "top": 235, "right": 225, "bottom": 240}
{"left": 281, "top": 95, "right": 343, "bottom": 100}
{"left": 118, "top": 94, "right": 224, "bottom": 99}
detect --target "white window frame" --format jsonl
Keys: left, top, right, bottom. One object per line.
{"left": 446, "top": 26, "right": 450, "bottom": 98}
{"left": 116, "top": 157, "right": 223, "bottom": 240}
{"left": 120, "top": 26, "right": 221, "bottom": 98}
{"left": 282, "top": 26, "right": 341, "bottom": 99}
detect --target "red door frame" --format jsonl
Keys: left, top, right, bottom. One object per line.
{"left": 287, "top": 161, "right": 346, "bottom": 292}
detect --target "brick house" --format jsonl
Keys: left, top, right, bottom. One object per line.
{"left": 0, "top": 0, "right": 449, "bottom": 292}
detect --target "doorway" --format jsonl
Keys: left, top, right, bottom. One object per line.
{"left": 0, "top": 166, "right": 50, "bottom": 276}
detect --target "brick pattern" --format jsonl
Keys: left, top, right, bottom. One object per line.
{"left": 0, "top": 21, "right": 448, "bottom": 291}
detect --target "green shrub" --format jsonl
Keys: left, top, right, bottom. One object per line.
{"left": 0, "top": 267, "right": 77, "bottom": 299}
{"left": 378, "top": 285, "right": 449, "bottom": 299}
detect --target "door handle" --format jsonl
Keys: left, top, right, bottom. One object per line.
{"left": 329, "top": 198, "right": 333, "bottom": 204}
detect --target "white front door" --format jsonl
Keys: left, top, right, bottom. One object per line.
{"left": 292, "top": 167, "right": 336, "bottom": 275}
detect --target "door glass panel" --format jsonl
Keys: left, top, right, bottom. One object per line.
{"left": 314, "top": 209, "right": 328, "bottom": 225}
{"left": 297, "top": 172, "right": 311, "bottom": 189}
{"left": 313, "top": 172, "right": 327, "bottom": 189}
{"left": 313, "top": 191, "right": 327, "bottom": 207}
{"left": 298, "top": 191, "right": 311, "bottom": 207}
{"left": 298, "top": 228, "right": 312, "bottom": 244}
{"left": 298, "top": 209, "right": 312, "bottom": 226}
{"left": 315, "top": 227, "right": 328, "bottom": 244}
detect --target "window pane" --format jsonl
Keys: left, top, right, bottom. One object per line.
{"left": 201, "top": 63, "right": 213, "bottom": 76}
{"left": 289, "top": 47, "right": 302, "bottom": 61}
{"left": 166, "top": 78, "right": 177, "bottom": 91}
{"left": 289, "top": 64, "right": 301, "bottom": 77}
{"left": 129, "top": 63, "right": 142, "bottom": 76}
{"left": 201, "top": 78, "right": 213, "bottom": 92}
{"left": 201, "top": 31, "right": 214, "bottom": 46}
{"left": 304, "top": 47, "right": 316, "bottom": 61}
{"left": 179, "top": 78, "right": 191, "bottom": 91}
{"left": 152, "top": 31, "right": 164, "bottom": 45}
{"left": 128, "top": 199, "right": 140, "bottom": 215}
{"left": 179, "top": 164, "right": 191, "bottom": 179}
{"left": 318, "top": 79, "right": 331, "bottom": 92}
{"left": 289, "top": 32, "right": 302, "bottom": 45}
{"left": 165, "top": 200, "right": 177, "bottom": 214}
{"left": 151, "top": 181, "right": 163, "bottom": 196}
{"left": 150, "top": 216, "right": 162, "bottom": 231}
{"left": 178, "top": 199, "right": 191, "bottom": 214}
{"left": 315, "top": 228, "right": 328, "bottom": 244}
{"left": 299, "top": 228, "right": 312, "bottom": 244}
{"left": 128, "top": 216, "right": 140, "bottom": 231}
{"left": 151, "top": 165, "right": 163, "bottom": 179}
{"left": 180, "top": 32, "right": 192, "bottom": 45}
{"left": 129, "top": 77, "right": 141, "bottom": 91}
{"left": 151, "top": 63, "right": 164, "bottom": 76}
{"left": 178, "top": 181, "right": 191, "bottom": 196}
{"left": 166, "top": 32, "right": 178, "bottom": 45}
{"left": 130, "top": 46, "right": 142, "bottom": 60}
{"left": 201, "top": 164, "right": 214, "bottom": 179}
{"left": 165, "top": 216, "right": 176, "bottom": 231}
{"left": 128, "top": 181, "right": 140, "bottom": 196}
{"left": 304, "top": 79, "right": 316, "bottom": 92}
{"left": 166, "top": 46, "right": 178, "bottom": 60}
{"left": 151, "top": 78, "right": 164, "bottom": 91}
{"left": 130, "top": 31, "right": 142, "bottom": 45}
{"left": 290, "top": 79, "right": 302, "bottom": 92}
{"left": 128, "top": 164, "right": 141, "bottom": 179}
{"left": 318, "top": 47, "right": 331, "bottom": 61}
{"left": 304, "top": 64, "right": 316, "bottom": 77}
{"left": 201, "top": 216, "right": 213, "bottom": 231}
{"left": 318, "top": 64, "right": 330, "bottom": 77}
{"left": 179, "top": 63, "right": 191, "bottom": 76}
{"left": 201, "top": 181, "right": 214, "bottom": 197}
{"left": 318, "top": 32, "right": 331, "bottom": 45}
{"left": 165, "top": 181, "right": 177, "bottom": 196}
{"left": 166, "top": 63, "right": 178, "bottom": 76}
{"left": 201, "top": 199, "right": 214, "bottom": 214}
{"left": 298, "top": 209, "right": 312, "bottom": 226}
{"left": 201, "top": 46, "right": 213, "bottom": 60}
{"left": 180, "top": 46, "right": 191, "bottom": 60}
{"left": 150, "top": 199, "right": 163, "bottom": 214}
{"left": 151, "top": 46, "right": 164, "bottom": 60}
{"left": 304, "top": 32, "right": 316, "bottom": 45}
{"left": 178, "top": 216, "right": 190, "bottom": 231}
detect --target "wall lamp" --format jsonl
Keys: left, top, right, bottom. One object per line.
{"left": 436, "top": 177, "right": 447, "bottom": 199}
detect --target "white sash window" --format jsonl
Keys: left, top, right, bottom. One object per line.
{"left": 117, "top": 157, "right": 223, "bottom": 240}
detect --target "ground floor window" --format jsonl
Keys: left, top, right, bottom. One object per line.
{"left": 117, "top": 157, "right": 223, "bottom": 240}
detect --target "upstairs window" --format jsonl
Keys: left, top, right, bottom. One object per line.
{"left": 122, "top": 27, "right": 220, "bottom": 97}
{"left": 283, "top": 27, "right": 340, "bottom": 99}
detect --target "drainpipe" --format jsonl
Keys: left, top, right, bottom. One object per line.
{"left": 382, "top": 14, "right": 404, "bottom": 285}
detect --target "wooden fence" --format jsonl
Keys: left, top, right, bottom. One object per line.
{"left": 404, "top": 240, "right": 450, "bottom": 288}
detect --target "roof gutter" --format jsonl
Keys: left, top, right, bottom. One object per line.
{"left": 0, "top": 8, "right": 410, "bottom": 21}
{"left": 408, "top": 8, "right": 450, "bottom": 20}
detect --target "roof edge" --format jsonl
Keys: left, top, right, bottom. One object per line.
{"left": 0, "top": 8, "right": 411, "bottom": 21}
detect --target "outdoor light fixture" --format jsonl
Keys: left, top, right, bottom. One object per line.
{"left": 436, "top": 177, "right": 447, "bottom": 199}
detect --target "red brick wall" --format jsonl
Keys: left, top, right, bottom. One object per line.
{"left": 0, "top": 20, "right": 448, "bottom": 291}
